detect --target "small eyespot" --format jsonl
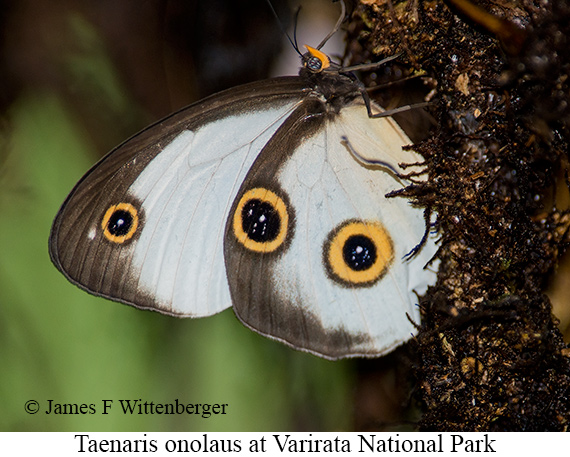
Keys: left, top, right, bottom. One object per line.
{"left": 101, "top": 202, "right": 139, "bottom": 243}
{"left": 233, "top": 188, "right": 289, "bottom": 253}
{"left": 324, "top": 220, "right": 394, "bottom": 287}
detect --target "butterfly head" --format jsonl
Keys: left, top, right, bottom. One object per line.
{"left": 303, "top": 45, "right": 331, "bottom": 73}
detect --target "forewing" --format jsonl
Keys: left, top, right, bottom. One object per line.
{"left": 50, "top": 77, "right": 307, "bottom": 316}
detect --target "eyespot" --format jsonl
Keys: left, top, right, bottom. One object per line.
{"left": 233, "top": 188, "right": 289, "bottom": 253}
{"left": 324, "top": 220, "right": 394, "bottom": 287}
{"left": 101, "top": 202, "right": 139, "bottom": 244}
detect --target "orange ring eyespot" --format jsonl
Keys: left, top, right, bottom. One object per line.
{"left": 101, "top": 202, "right": 139, "bottom": 244}
{"left": 233, "top": 188, "right": 289, "bottom": 253}
{"left": 304, "top": 45, "right": 330, "bottom": 72}
{"left": 324, "top": 220, "right": 394, "bottom": 287}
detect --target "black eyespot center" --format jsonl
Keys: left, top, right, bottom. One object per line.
{"left": 343, "top": 234, "right": 377, "bottom": 271}
{"left": 107, "top": 209, "right": 134, "bottom": 236}
{"left": 241, "top": 199, "right": 280, "bottom": 243}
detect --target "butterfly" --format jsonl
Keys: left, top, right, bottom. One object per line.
{"left": 49, "top": 3, "right": 438, "bottom": 360}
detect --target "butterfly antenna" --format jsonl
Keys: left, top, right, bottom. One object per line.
{"left": 316, "top": 0, "right": 346, "bottom": 50}
{"left": 292, "top": 6, "right": 302, "bottom": 55}
{"left": 265, "top": 0, "right": 302, "bottom": 56}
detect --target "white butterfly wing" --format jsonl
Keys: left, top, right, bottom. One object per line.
{"left": 126, "top": 107, "right": 303, "bottom": 316}
{"left": 50, "top": 78, "right": 307, "bottom": 316}
{"left": 225, "top": 100, "right": 437, "bottom": 359}
{"left": 51, "top": 73, "right": 437, "bottom": 359}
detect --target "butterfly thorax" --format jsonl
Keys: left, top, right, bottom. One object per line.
{"left": 299, "top": 66, "right": 362, "bottom": 114}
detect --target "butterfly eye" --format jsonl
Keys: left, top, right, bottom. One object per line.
{"left": 232, "top": 188, "right": 289, "bottom": 253}
{"left": 303, "top": 45, "right": 330, "bottom": 73}
{"left": 324, "top": 220, "right": 394, "bottom": 286}
{"left": 101, "top": 202, "right": 139, "bottom": 243}
{"left": 306, "top": 56, "right": 324, "bottom": 72}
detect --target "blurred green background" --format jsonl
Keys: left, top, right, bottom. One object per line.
{"left": 0, "top": 0, "right": 360, "bottom": 431}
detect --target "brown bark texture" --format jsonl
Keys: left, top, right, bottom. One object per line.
{"left": 347, "top": 0, "right": 570, "bottom": 431}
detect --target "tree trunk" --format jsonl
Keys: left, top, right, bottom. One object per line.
{"left": 348, "top": 0, "right": 570, "bottom": 431}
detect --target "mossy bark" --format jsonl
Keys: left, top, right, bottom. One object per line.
{"left": 348, "top": 0, "right": 570, "bottom": 431}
